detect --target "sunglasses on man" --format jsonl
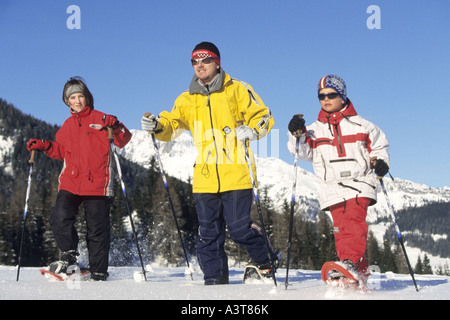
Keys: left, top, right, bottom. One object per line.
{"left": 191, "top": 57, "right": 218, "bottom": 66}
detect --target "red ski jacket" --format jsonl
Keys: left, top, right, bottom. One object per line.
{"left": 45, "top": 106, "right": 132, "bottom": 196}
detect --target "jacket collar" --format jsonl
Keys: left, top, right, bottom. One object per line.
{"left": 70, "top": 105, "right": 93, "bottom": 118}
{"left": 318, "top": 100, "right": 358, "bottom": 124}
{"left": 189, "top": 69, "right": 229, "bottom": 95}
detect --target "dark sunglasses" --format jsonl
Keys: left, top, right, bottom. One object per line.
{"left": 318, "top": 92, "right": 341, "bottom": 100}
{"left": 191, "top": 57, "right": 217, "bottom": 66}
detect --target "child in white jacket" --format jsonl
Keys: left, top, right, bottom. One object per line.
{"left": 287, "top": 74, "right": 389, "bottom": 283}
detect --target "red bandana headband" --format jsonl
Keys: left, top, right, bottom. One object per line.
{"left": 192, "top": 49, "right": 220, "bottom": 66}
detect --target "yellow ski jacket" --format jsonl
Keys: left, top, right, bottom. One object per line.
{"left": 154, "top": 71, "right": 274, "bottom": 193}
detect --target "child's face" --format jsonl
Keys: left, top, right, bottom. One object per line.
{"left": 319, "top": 88, "right": 346, "bottom": 113}
{"left": 68, "top": 93, "right": 87, "bottom": 113}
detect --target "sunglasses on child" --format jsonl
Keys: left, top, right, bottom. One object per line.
{"left": 191, "top": 57, "right": 218, "bottom": 66}
{"left": 318, "top": 92, "right": 341, "bottom": 100}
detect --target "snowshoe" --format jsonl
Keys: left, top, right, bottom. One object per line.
{"left": 243, "top": 262, "right": 275, "bottom": 284}
{"left": 321, "top": 261, "right": 368, "bottom": 291}
{"left": 40, "top": 267, "right": 90, "bottom": 281}
{"left": 243, "top": 265, "right": 266, "bottom": 283}
{"left": 243, "top": 249, "right": 280, "bottom": 284}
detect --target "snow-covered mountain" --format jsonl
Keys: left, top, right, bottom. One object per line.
{"left": 3, "top": 125, "right": 448, "bottom": 219}
{"left": 121, "top": 129, "right": 450, "bottom": 223}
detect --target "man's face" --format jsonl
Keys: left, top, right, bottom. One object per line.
{"left": 192, "top": 57, "right": 220, "bottom": 85}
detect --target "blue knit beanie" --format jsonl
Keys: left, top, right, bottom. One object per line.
{"left": 317, "top": 75, "right": 347, "bottom": 102}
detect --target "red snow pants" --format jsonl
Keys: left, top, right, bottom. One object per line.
{"left": 329, "top": 197, "right": 371, "bottom": 278}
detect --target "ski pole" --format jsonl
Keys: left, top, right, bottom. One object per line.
{"left": 378, "top": 177, "right": 419, "bottom": 292}
{"left": 371, "top": 158, "right": 418, "bottom": 291}
{"left": 143, "top": 113, "right": 193, "bottom": 280}
{"left": 285, "top": 117, "right": 302, "bottom": 290}
{"left": 236, "top": 120, "right": 277, "bottom": 287}
{"left": 108, "top": 128, "right": 147, "bottom": 281}
{"left": 16, "top": 150, "right": 36, "bottom": 281}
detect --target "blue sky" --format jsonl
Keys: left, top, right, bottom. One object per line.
{"left": 1, "top": 0, "right": 449, "bottom": 188}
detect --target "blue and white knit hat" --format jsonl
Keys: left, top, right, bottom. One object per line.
{"left": 318, "top": 75, "right": 347, "bottom": 102}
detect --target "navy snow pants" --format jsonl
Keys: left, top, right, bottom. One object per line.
{"left": 50, "top": 190, "right": 111, "bottom": 273}
{"left": 193, "top": 189, "right": 271, "bottom": 284}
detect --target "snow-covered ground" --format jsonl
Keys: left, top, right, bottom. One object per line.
{"left": 2, "top": 265, "right": 448, "bottom": 301}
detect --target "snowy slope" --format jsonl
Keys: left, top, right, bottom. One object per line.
{"left": 2, "top": 265, "right": 449, "bottom": 301}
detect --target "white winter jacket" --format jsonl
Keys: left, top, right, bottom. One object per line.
{"left": 287, "top": 101, "right": 389, "bottom": 210}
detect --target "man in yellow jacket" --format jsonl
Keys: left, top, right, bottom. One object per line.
{"left": 142, "top": 42, "right": 277, "bottom": 285}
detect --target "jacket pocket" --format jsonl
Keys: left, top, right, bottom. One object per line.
{"left": 329, "top": 158, "right": 359, "bottom": 180}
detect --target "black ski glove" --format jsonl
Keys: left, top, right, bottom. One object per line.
{"left": 371, "top": 159, "right": 389, "bottom": 177}
{"left": 288, "top": 114, "right": 305, "bottom": 136}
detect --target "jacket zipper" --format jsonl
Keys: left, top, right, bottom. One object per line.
{"left": 333, "top": 124, "right": 344, "bottom": 156}
{"left": 206, "top": 94, "right": 221, "bottom": 193}
{"left": 75, "top": 113, "right": 82, "bottom": 194}
{"left": 76, "top": 112, "right": 82, "bottom": 127}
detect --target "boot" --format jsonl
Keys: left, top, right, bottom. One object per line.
{"left": 90, "top": 272, "right": 109, "bottom": 281}
{"left": 48, "top": 250, "right": 78, "bottom": 274}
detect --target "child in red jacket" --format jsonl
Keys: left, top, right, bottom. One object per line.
{"left": 27, "top": 77, "right": 131, "bottom": 280}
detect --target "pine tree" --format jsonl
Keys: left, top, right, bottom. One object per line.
{"left": 393, "top": 242, "right": 409, "bottom": 274}
{"left": 277, "top": 200, "right": 292, "bottom": 268}
{"left": 109, "top": 182, "right": 133, "bottom": 266}
{"left": 366, "top": 230, "right": 381, "bottom": 267}
{"left": 422, "top": 254, "right": 433, "bottom": 274}
{"left": 415, "top": 255, "right": 424, "bottom": 274}
{"left": 170, "top": 176, "right": 198, "bottom": 256}
{"left": 295, "top": 217, "right": 319, "bottom": 269}
{"left": 260, "top": 187, "right": 275, "bottom": 241}
{"left": 150, "top": 173, "right": 187, "bottom": 266}
{"left": 435, "top": 263, "right": 450, "bottom": 276}
{"left": 317, "top": 211, "right": 336, "bottom": 264}
{"left": 380, "top": 239, "right": 396, "bottom": 272}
